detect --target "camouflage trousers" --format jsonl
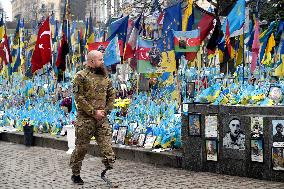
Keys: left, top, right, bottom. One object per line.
{"left": 70, "top": 117, "right": 115, "bottom": 176}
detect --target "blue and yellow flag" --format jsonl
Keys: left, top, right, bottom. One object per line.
{"left": 104, "top": 36, "right": 121, "bottom": 66}
{"left": 221, "top": 0, "right": 245, "bottom": 38}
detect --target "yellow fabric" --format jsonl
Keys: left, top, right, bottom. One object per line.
{"left": 265, "top": 33, "right": 275, "bottom": 54}
{"left": 274, "top": 55, "right": 284, "bottom": 78}
{"left": 219, "top": 49, "right": 224, "bottom": 63}
{"left": 157, "top": 50, "right": 176, "bottom": 73}
{"left": 236, "top": 34, "right": 244, "bottom": 67}
{"left": 0, "top": 25, "right": 4, "bottom": 40}
{"left": 262, "top": 52, "right": 272, "bottom": 66}
{"left": 87, "top": 33, "right": 95, "bottom": 44}
{"left": 182, "top": 0, "right": 193, "bottom": 31}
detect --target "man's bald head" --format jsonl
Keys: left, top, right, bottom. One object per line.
{"left": 86, "top": 50, "right": 104, "bottom": 68}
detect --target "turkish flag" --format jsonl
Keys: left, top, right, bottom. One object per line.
{"left": 0, "top": 34, "right": 12, "bottom": 65}
{"left": 137, "top": 47, "right": 150, "bottom": 61}
{"left": 31, "top": 17, "right": 52, "bottom": 73}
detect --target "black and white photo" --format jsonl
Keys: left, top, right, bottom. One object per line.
{"left": 223, "top": 118, "right": 245, "bottom": 150}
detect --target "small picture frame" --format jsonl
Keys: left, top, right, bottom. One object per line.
{"left": 143, "top": 135, "right": 157, "bottom": 149}
{"left": 272, "top": 147, "right": 284, "bottom": 171}
{"left": 116, "top": 126, "right": 128, "bottom": 145}
{"left": 206, "top": 139, "right": 218, "bottom": 161}
{"left": 188, "top": 113, "right": 201, "bottom": 136}
{"left": 205, "top": 115, "right": 218, "bottom": 138}
{"left": 251, "top": 117, "right": 264, "bottom": 139}
{"left": 137, "top": 134, "right": 146, "bottom": 147}
{"left": 186, "top": 82, "right": 195, "bottom": 98}
{"left": 268, "top": 85, "right": 282, "bottom": 104}
{"left": 272, "top": 120, "right": 284, "bottom": 147}
{"left": 251, "top": 139, "right": 264, "bottom": 163}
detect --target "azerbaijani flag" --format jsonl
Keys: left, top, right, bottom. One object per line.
{"left": 137, "top": 37, "right": 152, "bottom": 73}
{"left": 173, "top": 29, "right": 201, "bottom": 52}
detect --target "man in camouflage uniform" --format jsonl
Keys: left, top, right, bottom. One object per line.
{"left": 70, "top": 50, "right": 116, "bottom": 185}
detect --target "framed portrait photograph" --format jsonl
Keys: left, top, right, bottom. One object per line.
{"left": 188, "top": 113, "right": 201, "bottom": 136}
{"left": 272, "top": 120, "right": 284, "bottom": 147}
{"left": 223, "top": 118, "right": 245, "bottom": 150}
{"left": 143, "top": 135, "right": 157, "bottom": 149}
{"left": 186, "top": 82, "right": 195, "bottom": 98}
{"left": 251, "top": 117, "right": 264, "bottom": 139}
{"left": 205, "top": 115, "right": 218, "bottom": 138}
{"left": 251, "top": 139, "right": 264, "bottom": 163}
{"left": 137, "top": 134, "right": 146, "bottom": 147}
{"left": 206, "top": 139, "right": 218, "bottom": 161}
{"left": 116, "top": 126, "right": 128, "bottom": 145}
{"left": 268, "top": 86, "right": 282, "bottom": 104}
{"left": 272, "top": 147, "right": 284, "bottom": 171}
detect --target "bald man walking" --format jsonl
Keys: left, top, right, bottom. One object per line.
{"left": 70, "top": 50, "right": 116, "bottom": 185}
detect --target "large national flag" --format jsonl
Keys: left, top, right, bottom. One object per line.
{"left": 137, "top": 37, "right": 176, "bottom": 73}
{"left": 104, "top": 36, "right": 121, "bottom": 66}
{"left": 162, "top": 3, "right": 182, "bottom": 33}
{"left": 173, "top": 29, "right": 201, "bottom": 52}
{"left": 107, "top": 16, "right": 129, "bottom": 46}
{"left": 162, "top": 2, "right": 182, "bottom": 51}
{"left": 31, "top": 17, "right": 52, "bottom": 73}
{"left": 11, "top": 18, "right": 24, "bottom": 74}
{"left": 124, "top": 15, "right": 141, "bottom": 60}
{"left": 251, "top": 19, "right": 260, "bottom": 73}
{"left": 0, "top": 34, "right": 12, "bottom": 64}
{"left": 197, "top": 13, "right": 214, "bottom": 42}
{"left": 221, "top": 0, "right": 246, "bottom": 36}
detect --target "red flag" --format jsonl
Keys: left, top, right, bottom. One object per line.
{"left": 31, "top": 17, "right": 52, "bottom": 73}
{"left": 225, "top": 20, "right": 232, "bottom": 57}
{"left": 88, "top": 40, "right": 124, "bottom": 56}
{"left": 56, "top": 33, "right": 69, "bottom": 71}
{"left": 251, "top": 19, "right": 260, "bottom": 73}
{"left": 197, "top": 13, "right": 214, "bottom": 42}
{"left": 0, "top": 34, "right": 12, "bottom": 65}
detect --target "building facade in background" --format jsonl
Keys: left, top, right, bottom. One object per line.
{"left": 11, "top": 0, "right": 87, "bottom": 22}
{"left": 10, "top": 0, "right": 213, "bottom": 25}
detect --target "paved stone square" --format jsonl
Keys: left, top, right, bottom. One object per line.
{"left": 0, "top": 141, "right": 283, "bottom": 189}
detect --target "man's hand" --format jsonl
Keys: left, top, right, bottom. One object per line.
{"left": 94, "top": 110, "right": 106, "bottom": 121}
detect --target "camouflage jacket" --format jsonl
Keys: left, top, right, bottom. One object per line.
{"left": 72, "top": 67, "right": 115, "bottom": 118}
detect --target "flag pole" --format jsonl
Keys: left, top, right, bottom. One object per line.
{"left": 242, "top": 24, "right": 245, "bottom": 84}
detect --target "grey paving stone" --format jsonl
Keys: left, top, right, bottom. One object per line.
{"left": 0, "top": 141, "right": 283, "bottom": 189}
